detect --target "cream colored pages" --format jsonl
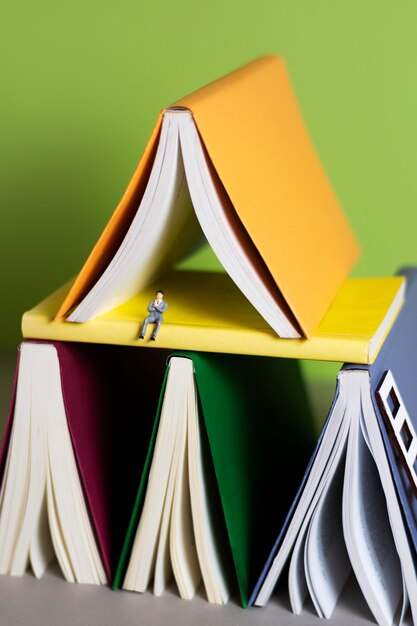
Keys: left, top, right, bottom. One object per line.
{"left": 176, "top": 56, "right": 360, "bottom": 336}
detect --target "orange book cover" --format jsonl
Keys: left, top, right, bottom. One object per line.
{"left": 55, "top": 56, "right": 359, "bottom": 337}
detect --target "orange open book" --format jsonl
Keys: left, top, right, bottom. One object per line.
{"left": 55, "top": 55, "right": 359, "bottom": 339}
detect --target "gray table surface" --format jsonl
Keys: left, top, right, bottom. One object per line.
{"left": 0, "top": 350, "right": 411, "bottom": 626}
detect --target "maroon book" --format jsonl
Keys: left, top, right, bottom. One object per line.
{"left": 0, "top": 340, "right": 169, "bottom": 584}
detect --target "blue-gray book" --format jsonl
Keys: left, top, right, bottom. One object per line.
{"left": 250, "top": 267, "right": 417, "bottom": 626}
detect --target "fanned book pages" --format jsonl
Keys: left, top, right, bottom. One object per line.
{"left": 0, "top": 341, "right": 168, "bottom": 585}
{"left": 250, "top": 267, "right": 417, "bottom": 626}
{"left": 53, "top": 55, "right": 360, "bottom": 339}
{"left": 112, "top": 351, "right": 317, "bottom": 607}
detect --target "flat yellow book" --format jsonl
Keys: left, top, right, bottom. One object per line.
{"left": 22, "top": 272, "right": 405, "bottom": 364}
{"left": 54, "top": 55, "right": 359, "bottom": 339}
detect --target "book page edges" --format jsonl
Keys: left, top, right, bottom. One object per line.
{"left": 54, "top": 114, "right": 163, "bottom": 320}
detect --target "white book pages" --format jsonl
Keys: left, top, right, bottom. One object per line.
{"left": 153, "top": 364, "right": 190, "bottom": 596}
{"left": 29, "top": 491, "right": 54, "bottom": 579}
{"left": 288, "top": 527, "right": 309, "bottom": 614}
{"left": 45, "top": 347, "right": 106, "bottom": 585}
{"left": 304, "top": 453, "right": 351, "bottom": 618}
{"left": 46, "top": 467, "right": 74, "bottom": 582}
{"left": 123, "top": 358, "right": 184, "bottom": 592}
{"left": 125, "top": 356, "right": 230, "bottom": 602}
{"left": 0, "top": 343, "right": 106, "bottom": 585}
{"left": 170, "top": 384, "right": 201, "bottom": 600}
{"left": 68, "top": 114, "right": 201, "bottom": 323}
{"left": 255, "top": 384, "right": 350, "bottom": 606}
{"left": 342, "top": 372, "right": 403, "bottom": 626}
{"left": 178, "top": 112, "right": 300, "bottom": 338}
{"left": 287, "top": 437, "right": 349, "bottom": 617}
{"left": 0, "top": 349, "right": 32, "bottom": 573}
{"left": 398, "top": 574, "right": 409, "bottom": 626}
{"left": 68, "top": 110, "right": 300, "bottom": 337}
{"left": 187, "top": 365, "right": 230, "bottom": 604}
{"left": 10, "top": 347, "right": 49, "bottom": 575}
{"left": 152, "top": 438, "right": 177, "bottom": 596}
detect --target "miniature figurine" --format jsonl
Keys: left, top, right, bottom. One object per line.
{"left": 138, "top": 290, "right": 168, "bottom": 341}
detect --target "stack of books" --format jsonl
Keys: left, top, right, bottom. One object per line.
{"left": 0, "top": 55, "right": 415, "bottom": 626}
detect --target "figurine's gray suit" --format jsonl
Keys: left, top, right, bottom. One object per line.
{"left": 140, "top": 300, "right": 168, "bottom": 338}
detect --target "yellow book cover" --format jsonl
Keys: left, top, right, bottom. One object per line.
{"left": 54, "top": 55, "right": 359, "bottom": 339}
{"left": 23, "top": 273, "right": 405, "bottom": 365}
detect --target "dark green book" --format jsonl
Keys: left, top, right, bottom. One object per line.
{"left": 113, "top": 351, "right": 316, "bottom": 607}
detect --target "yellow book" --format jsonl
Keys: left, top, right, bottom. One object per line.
{"left": 22, "top": 272, "right": 405, "bottom": 364}
{"left": 53, "top": 56, "right": 359, "bottom": 339}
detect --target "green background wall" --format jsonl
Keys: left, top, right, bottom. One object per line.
{"left": 1, "top": 1, "right": 416, "bottom": 391}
